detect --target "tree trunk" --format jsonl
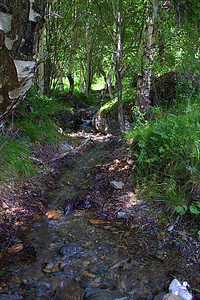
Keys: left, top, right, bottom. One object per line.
{"left": 115, "top": 0, "right": 125, "bottom": 133}
{"left": 38, "top": 29, "right": 45, "bottom": 94}
{"left": 66, "top": 0, "right": 76, "bottom": 101}
{"left": 66, "top": 73, "right": 74, "bottom": 102}
{"left": 59, "top": 70, "right": 65, "bottom": 96}
{"left": 0, "top": 0, "right": 47, "bottom": 128}
{"left": 135, "top": 0, "right": 158, "bottom": 113}
{"left": 84, "top": 19, "right": 90, "bottom": 96}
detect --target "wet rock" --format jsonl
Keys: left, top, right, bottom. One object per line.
{"left": 43, "top": 261, "right": 61, "bottom": 273}
{"left": 117, "top": 212, "right": 127, "bottom": 218}
{"left": 162, "top": 293, "right": 180, "bottom": 300}
{"left": 92, "top": 112, "right": 120, "bottom": 136}
{"left": 110, "top": 181, "right": 125, "bottom": 189}
{"left": 0, "top": 293, "right": 22, "bottom": 299}
{"left": 110, "top": 258, "right": 129, "bottom": 270}
{"left": 52, "top": 279, "right": 84, "bottom": 300}
{"left": 59, "top": 142, "right": 74, "bottom": 153}
{"left": 95, "top": 174, "right": 103, "bottom": 181}
{"left": 60, "top": 245, "right": 77, "bottom": 256}
{"left": 83, "top": 288, "right": 129, "bottom": 300}
{"left": 153, "top": 291, "right": 166, "bottom": 300}
{"left": 167, "top": 225, "right": 174, "bottom": 232}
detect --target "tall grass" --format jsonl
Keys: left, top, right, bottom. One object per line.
{"left": 0, "top": 85, "right": 66, "bottom": 183}
{"left": 127, "top": 91, "right": 200, "bottom": 215}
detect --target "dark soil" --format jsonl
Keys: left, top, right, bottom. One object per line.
{"left": 0, "top": 142, "right": 73, "bottom": 268}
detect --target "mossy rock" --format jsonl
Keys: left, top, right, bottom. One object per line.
{"left": 150, "top": 71, "right": 199, "bottom": 107}
{"left": 92, "top": 100, "right": 133, "bottom": 135}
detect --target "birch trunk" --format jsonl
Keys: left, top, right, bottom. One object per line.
{"left": 66, "top": 0, "right": 76, "bottom": 101}
{"left": 38, "top": 29, "right": 45, "bottom": 94}
{"left": 135, "top": 0, "right": 158, "bottom": 113}
{"left": 59, "top": 69, "right": 65, "bottom": 96}
{"left": 84, "top": 19, "right": 90, "bottom": 96}
{"left": 0, "top": 0, "right": 47, "bottom": 127}
{"left": 115, "top": 0, "right": 125, "bottom": 132}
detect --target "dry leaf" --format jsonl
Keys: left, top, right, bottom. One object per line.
{"left": 8, "top": 243, "right": 23, "bottom": 254}
{"left": 89, "top": 219, "right": 105, "bottom": 225}
{"left": 124, "top": 232, "right": 130, "bottom": 237}
{"left": 82, "top": 242, "right": 92, "bottom": 247}
{"left": 46, "top": 209, "right": 59, "bottom": 219}
{"left": 2, "top": 202, "right": 9, "bottom": 209}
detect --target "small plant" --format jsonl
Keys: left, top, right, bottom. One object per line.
{"left": 175, "top": 201, "right": 200, "bottom": 216}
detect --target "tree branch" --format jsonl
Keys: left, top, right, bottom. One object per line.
{"left": 94, "top": 0, "right": 117, "bottom": 48}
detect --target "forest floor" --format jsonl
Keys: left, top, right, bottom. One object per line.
{"left": 0, "top": 131, "right": 200, "bottom": 296}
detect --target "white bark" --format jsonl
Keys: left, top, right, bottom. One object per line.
{"left": 135, "top": 2, "right": 158, "bottom": 113}
{"left": 38, "top": 29, "right": 45, "bottom": 94}
{"left": 0, "top": 1, "right": 47, "bottom": 126}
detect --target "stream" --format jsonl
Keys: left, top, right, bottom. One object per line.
{"left": 1, "top": 131, "right": 199, "bottom": 299}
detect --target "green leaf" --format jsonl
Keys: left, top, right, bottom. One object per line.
{"left": 175, "top": 206, "right": 187, "bottom": 215}
{"left": 0, "top": 271, "right": 4, "bottom": 276}
{"left": 189, "top": 205, "right": 200, "bottom": 215}
{"left": 196, "top": 201, "right": 200, "bottom": 208}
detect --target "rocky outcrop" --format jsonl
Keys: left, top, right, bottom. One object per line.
{"left": 150, "top": 71, "right": 199, "bottom": 107}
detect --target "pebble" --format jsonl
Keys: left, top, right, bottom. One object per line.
{"left": 110, "top": 181, "right": 125, "bottom": 189}
{"left": 117, "top": 211, "right": 127, "bottom": 218}
{"left": 60, "top": 245, "right": 77, "bottom": 256}
{"left": 83, "top": 288, "right": 129, "bottom": 300}
{"left": 167, "top": 225, "right": 174, "bottom": 232}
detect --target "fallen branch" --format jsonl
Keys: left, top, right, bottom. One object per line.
{"left": 49, "top": 137, "right": 91, "bottom": 162}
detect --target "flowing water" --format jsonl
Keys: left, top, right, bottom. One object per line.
{"left": 1, "top": 133, "right": 199, "bottom": 299}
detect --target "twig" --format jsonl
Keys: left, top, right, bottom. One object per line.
{"left": 49, "top": 137, "right": 91, "bottom": 162}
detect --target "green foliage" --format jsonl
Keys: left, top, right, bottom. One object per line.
{"left": 16, "top": 86, "right": 63, "bottom": 143}
{"left": 0, "top": 137, "right": 37, "bottom": 182}
{"left": 127, "top": 91, "right": 200, "bottom": 215}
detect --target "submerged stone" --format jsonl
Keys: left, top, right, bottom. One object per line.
{"left": 83, "top": 288, "right": 129, "bottom": 300}
{"left": 60, "top": 245, "right": 77, "bottom": 256}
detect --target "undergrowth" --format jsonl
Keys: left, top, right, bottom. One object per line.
{"left": 127, "top": 90, "right": 200, "bottom": 217}
{"left": 0, "top": 136, "right": 38, "bottom": 183}
{"left": 0, "top": 86, "right": 67, "bottom": 183}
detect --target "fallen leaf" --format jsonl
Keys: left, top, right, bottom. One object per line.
{"left": 8, "top": 243, "right": 23, "bottom": 254}
{"left": 124, "top": 232, "right": 130, "bottom": 237}
{"left": 2, "top": 202, "right": 9, "bottom": 209}
{"left": 82, "top": 242, "right": 92, "bottom": 247}
{"left": 43, "top": 261, "right": 61, "bottom": 273}
{"left": 46, "top": 209, "right": 59, "bottom": 219}
{"left": 89, "top": 219, "right": 105, "bottom": 225}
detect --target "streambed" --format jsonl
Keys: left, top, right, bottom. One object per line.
{"left": 0, "top": 133, "right": 199, "bottom": 299}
